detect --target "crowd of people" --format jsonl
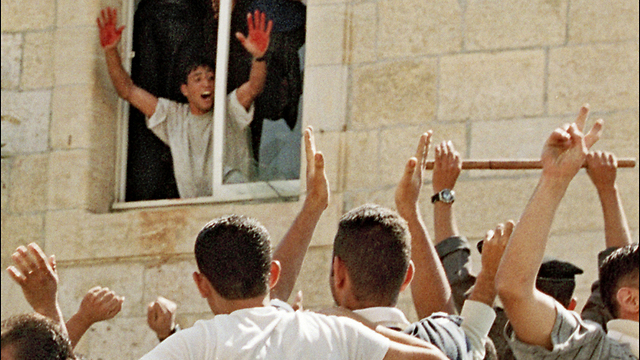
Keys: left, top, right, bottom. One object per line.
{"left": 2, "top": 101, "right": 638, "bottom": 359}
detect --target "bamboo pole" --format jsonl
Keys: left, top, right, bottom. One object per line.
{"left": 424, "top": 158, "right": 636, "bottom": 170}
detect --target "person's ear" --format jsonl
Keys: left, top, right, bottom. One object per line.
{"left": 180, "top": 83, "right": 189, "bottom": 97}
{"left": 399, "top": 260, "right": 415, "bottom": 292}
{"left": 567, "top": 297, "right": 578, "bottom": 311}
{"left": 332, "top": 256, "right": 348, "bottom": 290}
{"left": 269, "top": 260, "right": 281, "bottom": 290}
{"left": 616, "top": 287, "right": 639, "bottom": 315}
{"left": 193, "top": 272, "right": 211, "bottom": 298}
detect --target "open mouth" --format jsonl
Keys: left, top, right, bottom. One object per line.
{"left": 201, "top": 91, "right": 212, "bottom": 100}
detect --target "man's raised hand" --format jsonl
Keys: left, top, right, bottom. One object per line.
{"left": 303, "top": 126, "right": 329, "bottom": 213}
{"left": 432, "top": 141, "right": 462, "bottom": 194}
{"left": 395, "top": 131, "right": 433, "bottom": 217}
{"left": 236, "top": 10, "right": 273, "bottom": 59}
{"left": 586, "top": 151, "right": 618, "bottom": 192}
{"left": 97, "top": 7, "right": 125, "bottom": 50}
{"left": 147, "top": 296, "right": 178, "bottom": 341}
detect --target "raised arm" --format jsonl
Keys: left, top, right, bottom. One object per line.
{"left": 432, "top": 141, "right": 462, "bottom": 244}
{"left": 147, "top": 296, "right": 179, "bottom": 342}
{"left": 7, "top": 243, "right": 67, "bottom": 336}
{"left": 495, "top": 105, "right": 603, "bottom": 349}
{"left": 271, "top": 126, "right": 330, "bottom": 301}
{"left": 235, "top": 10, "right": 272, "bottom": 110}
{"left": 65, "top": 286, "right": 124, "bottom": 348}
{"left": 98, "top": 7, "right": 158, "bottom": 117}
{"left": 395, "top": 131, "right": 456, "bottom": 319}
{"left": 586, "top": 151, "right": 632, "bottom": 249}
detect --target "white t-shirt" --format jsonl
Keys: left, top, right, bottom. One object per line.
{"left": 139, "top": 305, "right": 390, "bottom": 360}
{"left": 146, "top": 90, "right": 255, "bottom": 198}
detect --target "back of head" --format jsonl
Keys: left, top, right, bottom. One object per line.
{"left": 195, "top": 215, "right": 272, "bottom": 300}
{"left": 599, "top": 243, "right": 639, "bottom": 318}
{"left": 1, "top": 313, "right": 74, "bottom": 360}
{"left": 536, "top": 259, "right": 584, "bottom": 308}
{"left": 333, "top": 204, "right": 411, "bottom": 306}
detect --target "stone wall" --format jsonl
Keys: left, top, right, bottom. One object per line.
{"left": 2, "top": 0, "right": 638, "bottom": 357}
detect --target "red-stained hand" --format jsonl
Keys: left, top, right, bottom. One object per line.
{"left": 432, "top": 141, "right": 462, "bottom": 193}
{"left": 236, "top": 10, "right": 273, "bottom": 58}
{"left": 97, "top": 7, "right": 125, "bottom": 49}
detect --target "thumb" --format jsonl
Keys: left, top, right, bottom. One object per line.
{"left": 49, "top": 255, "right": 57, "bottom": 272}
{"left": 235, "top": 32, "right": 246, "bottom": 45}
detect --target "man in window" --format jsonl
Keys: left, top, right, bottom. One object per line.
{"left": 98, "top": 7, "right": 272, "bottom": 198}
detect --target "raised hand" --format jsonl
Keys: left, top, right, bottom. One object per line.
{"left": 7, "top": 243, "right": 60, "bottom": 319}
{"left": 236, "top": 10, "right": 273, "bottom": 59}
{"left": 395, "top": 131, "right": 433, "bottom": 217}
{"left": 97, "top": 7, "right": 125, "bottom": 50}
{"left": 541, "top": 105, "right": 603, "bottom": 181}
{"left": 304, "top": 126, "right": 329, "bottom": 213}
{"left": 147, "top": 296, "right": 178, "bottom": 341}
{"left": 77, "top": 286, "right": 124, "bottom": 324}
{"left": 586, "top": 151, "right": 618, "bottom": 192}
{"left": 432, "top": 141, "right": 462, "bottom": 193}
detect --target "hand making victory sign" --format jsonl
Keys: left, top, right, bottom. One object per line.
{"left": 236, "top": 10, "right": 273, "bottom": 59}
{"left": 97, "top": 7, "right": 125, "bottom": 50}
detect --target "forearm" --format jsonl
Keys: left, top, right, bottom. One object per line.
{"left": 404, "top": 211, "right": 456, "bottom": 318}
{"left": 236, "top": 59, "right": 267, "bottom": 110}
{"left": 65, "top": 312, "right": 94, "bottom": 348}
{"left": 271, "top": 200, "right": 325, "bottom": 301}
{"left": 433, "top": 203, "right": 459, "bottom": 245}
{"left": 104, "top": 47, "right": 134, "bottom": 100}
{"left": 468, "top": 271, "right": 496, "bottom": 307}
{"left": 596, "top": 185, "right": 632, "bottom": 248}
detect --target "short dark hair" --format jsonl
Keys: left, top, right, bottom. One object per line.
{"left": 333, "top": 204, "right": 411, "bottom": 306}
{"left": 536, "top": 259, "right": 584, "bottom": 308}
{"left": 599, "top": 243, "right": 639, "bottom": 318}
{"left": 180, "top": 54, "right": 214, "bottom": 85}
{"left": 1, "top": 313, "right": 74, "bottom": 360}
{"left": 194, "top": 215, "right": 272, "bottom": 300}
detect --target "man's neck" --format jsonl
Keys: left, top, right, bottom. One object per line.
{"left": 210, "top": 295, "right": 272, "bottom": 315}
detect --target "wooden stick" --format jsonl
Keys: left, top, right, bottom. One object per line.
{"left": 424, "top": 158, "right": 637, "bottom": 170}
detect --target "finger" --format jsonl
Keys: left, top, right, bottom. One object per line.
{"left": 404, "top": 157, "right": 418, "bottom": 177}
{"left": 501, "top": 221, "right": 515, "bottom": 245}
{"left": 147, "top": 302, "right": 157, "bottom": 323}
{"left": 235, "top": 32, "right": 246, "bottom": 45}
{"left": 304, "top": 127, "right": 316, "bottom": 168}
{"left": 483, "top": 229, "right": 495, "bottom": 243}
{"left": 246, "top": 12, "right": 254, "bottom": 33}
{"left": 584, "top": 119, "right": 603, "bottom": 149}
{"left": 567, "top": 123, "right": 584, "bottom": 147}
{"left": 574, "top": 104, "right": 590, "bottom": 132}
{"left": 12, "top": 247, "right": 35, "bottom": 275}
{"left": 116, "top": 25, "right": 125, "bottom": 36}
{"left": 434, "top": 143, "right": 443, "bottom": 168}
{"left": 49, "top": 255, "right": 56, "bottom": 272}
{"left": 315, "top": 152, "right": 325, "bottom": 172}
{"left": 28, "top": 243, "right": 49, "bottom": 271}
{"left": 89, "top": 286, "right": 102, "bottom": 294}
{"left": 607, "top": 152, "right": 617, "bottom": 168}
{"left": 548, "top": 128, "right": 571, "bottom": 147}
{"left": 266, "top": 19, "right": 273, "bottom": 37}
{"left": 7, "top": 266, "right": 26, "bottom": 284}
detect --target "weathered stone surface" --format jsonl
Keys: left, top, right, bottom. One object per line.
{"left": 569, "top": 0, "right": 639, "bottom": 44}
{"left": 51, "top": 85, "right": 94, "bottom": 149}
{"left": 291, "top": 245, "right": 334, "bottom": 310}
{"left": 588, "top": 110, "right": 639, "bottom": 159}
{"left": 87, "top": 148, "right": 116, "bottom": 214}
{"left": 57, "top": 0, "right": 113, "bottom": 28}
{"left": 1, "top": 271, "right": 33, "bottom": 319}
{"left": 306, "top": 4, "right": 347, "bottom": 66}
{"left": 1, "top": 158, "right": 12, "bottom": 210}
{"left": 466, "top": 0, "right": 567, "bottom": 50}
{"left": 8, "top": 153, "right": 49, "bottom": 213}
{"left": 57, "top": 261, "right": 146, "bottom": 318}
{"left": 548, "top": 42, "right": 639, "bottom": 115}
{"left": 47, "top": 149, "right": 90, "bottom": 210}
{"left": 54, "top": 27, "right": 100, "bottom": 86}
{"left": 303, "top": 65, "right": 348, "bottom": 132}
{"left": 439, "top": 50, "right": 545, "bottom": 121}
{"left": 344, "top": 130, "right": 379, "bottom": 190}
{"left": 1, "top": 33, "right": 22, "bottom": 89}
{"left": 0, "top": 213, "right": 44, "bottom": 269}
{"left": 73, "top": 316, "right": 158, "bottom": 359}
{"left": 378, "top": 0, "right": 462, "bottom": 58}
{"left": 344, "top": 1, "right": 377, "bottom": 64}
{"left": 22, "top": 31, "right": 54, "bottom": 90}
{"left": 1, "top": 0, "right": 55, "bottom": 31}
{"left": 351, "top": 59, "right": 437, "bottom": 129}
{"left": 1, "top": 90, "right": 52, "bottom": 155}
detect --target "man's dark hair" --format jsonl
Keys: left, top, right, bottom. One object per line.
{"left": 536, "top": 259, "right": 584, "bottom": 308}
{"left": 599, "top": 243, "right": 639, "bottom": 318}
{"left": 333, "top": 204, "right": 411, "bottom": 306}
{"left": 1, "top": 313, "right": 74, "bottom": 360}
{"left": 180, "top": 53, "right": 215, "bottom": 85}
{"left": 194, "top": 215, "right": 272, "bottom": 300}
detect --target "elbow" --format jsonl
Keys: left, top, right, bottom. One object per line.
{"left": 495, "top": 270, "right": 529, "bottom": 309}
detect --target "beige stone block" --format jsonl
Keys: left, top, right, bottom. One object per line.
{"left": 306, "top": 4, "right": 347, "bottom": 66}
{"left": 21, "top": 31, "right": 54, "bottom": 90}
{"left": 343, "top": 187, "right": 397, "bottom": 215}
{"left": 47, "top": 149, "right": 90, "bottom": 210}
{"left": 548, "top": 42, "right": 639, "bottom": 115}
{"left": 143, "top": 259, "right": 211, "bottom": 315}
{"left": 303, "top": 130, "right": 343, "bottom": 193}
{"left": 87, "top": 148, "right": 116, "bottom": 213}
{"left": 1, "top": 0, "right": 55, "bottom": 32}
{"left": 344, "top": 2, "right": 377, "bottom": 64}
{"left": 51, "top": 86, "right": 92, "bottom": 149}
{"left": 1, "top": 159, "right": 12, "bottom": 210}
{"left": 466, "top": 0, "right": 567, "bottom": 50}
{"left": 1, "top": 33, "right": 22, "bottom": 89}
{"left": 440, "top": 50, "right": 545, "bottom": 121}
{"left": 57, "top": 261, "right": 146, "bottom": 318}
{"left": 290, "top": 245, "right": 334, "bottom": 309}
{"left": 57, "top": 0, "right": 122, "bottom": 28}
{"left": 1, "top": 271, "right": 33, "bottom": 319}
{"left": 589, "top": 109, "right": 639, "bottom": 158}
{"left": 351, "top": 59, "right": 437, "bottom": 129}
{"left": 569, "top": 0, "right": 639, "bottom": 44}
{"left": 0, "top": 213, "right": 45, "bottom": 270}
{"left": 8, "top": 154, "right": 49, "bottom": 213}
{"left": 378, "top": 0, "right": 462, "bottom": 58}
{"left": 54, "top": 27, "right": 101, "bottom": 86}
{"left": 344, "top": 130, "right": 379, "bottom": 190}
{"left": 73, "top": 316, "right": 158, "bottom": 359}
{"left": 303, "top": 65, "right": 348, "bottom": 132}
{"left": 1, "top": 90, "right": 52, "bottom": 154}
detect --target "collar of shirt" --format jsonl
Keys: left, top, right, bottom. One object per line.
{"left": 606, "top": 319, "right": 639, "bottom": 358}
{"left": 353, "top": 307, "right": 411, "bottom": 331}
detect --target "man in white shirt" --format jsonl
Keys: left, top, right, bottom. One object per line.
{"left": 98, "top": 7, "right": 272, "bottom": 197}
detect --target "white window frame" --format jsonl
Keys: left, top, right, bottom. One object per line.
{"left": 112, "top": 0, "right": 301, "bottom": 210}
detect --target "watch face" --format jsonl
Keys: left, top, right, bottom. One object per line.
{"left": 441, "top": 189, "right": 454, "bottom": 203}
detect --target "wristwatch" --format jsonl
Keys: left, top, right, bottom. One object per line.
{"left": 431, "top": 189, "right": 455, "bottom": 204}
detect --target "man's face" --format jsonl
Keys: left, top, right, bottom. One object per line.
{"left": 182, "top": 66, "right": 215, "bottom": 115}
